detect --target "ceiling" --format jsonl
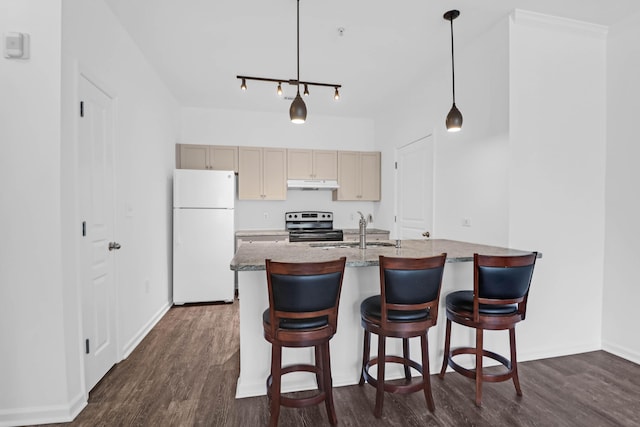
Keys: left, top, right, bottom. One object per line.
{"left": 104, "top": 0, "right": 640, "bottom": 119}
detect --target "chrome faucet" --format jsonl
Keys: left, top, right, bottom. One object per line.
{"left": 357, "top": 211, "right": 367, "bottom": 249}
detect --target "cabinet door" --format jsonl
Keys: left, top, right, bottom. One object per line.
{"left": 287, "top": 149, "right": 313, "bottom": 179}
{"left": 211, "top": 146, "right": 238, "bottom": 172}
{"left": 178, "top": 144, "right": 209, "bottom": 169}
{"left": 313, "top": 150, "right": 338, "bottom": 180}
{"left": 360, "top": 151, "right": 381, "bottom": 201}
{"left": 334, "top": 151, "right": 360, "bottom": 200}
{"left": 238, "top": 147, "right": 264, "bottom": 199}
{"left": 263, "top": 148, "right": 287, "bottom": 200}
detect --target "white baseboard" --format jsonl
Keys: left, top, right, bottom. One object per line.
{"left": 121, "top": 302, "right": 171, "bottom": 359}
{"left": 0, "top": 391, "right": 86, "bottom": 427}
{"left": 602, "top": 340, "right": 640, "bottom": 365}
{"left": 519, "top": 342, "right": 602, "bottom": 363}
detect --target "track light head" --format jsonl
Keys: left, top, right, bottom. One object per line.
{"left": 334, "top": 87, "right": 340, "bottom": 101}
{"left": 240, "top": 78, "right": 247, "bottom": 91}
{"left": 277, "top": 82, "right": 283, "bottom": 96}
{"left": 303, "top": 84, "right": 309, "bottom": 96}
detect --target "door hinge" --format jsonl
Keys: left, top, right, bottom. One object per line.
{"left": 82, "top": 221, "right": 86, "bottom": 237}
{"left": 394, "top": 215, "right": 397, "bottom": 222}
{"left": 85, "top": 339, "right": 90, "bottom": 354}
{"left": 395, "top": 161, "right": 397, "bottom": 169}
{"left": 80, "top": 101, "right": 84, "bottom": 117}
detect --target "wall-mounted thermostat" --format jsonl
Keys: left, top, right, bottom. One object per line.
{"left": 4, "top": 32, "right": 30, "bottom": 59}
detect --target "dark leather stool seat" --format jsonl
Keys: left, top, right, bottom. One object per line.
{"left": 439, "top": 252, "right": 538, "bottom": 407}
{"left": 359, "top": 254, "right": 447, "bottom": 418}
{"left": 263, "top": 257, "right": 346, "bottom": 427}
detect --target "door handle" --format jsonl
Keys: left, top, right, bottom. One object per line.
{"left": 108, "top": 242, "right": 121, "bottom": 251}
{"left": 422, "top": 231, "right": 430, "bottom": 238}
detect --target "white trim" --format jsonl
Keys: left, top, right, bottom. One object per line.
{"left": 510, "top": 9, "right": 608, "bottom": 39}
{"left": 0, "top": 392, "right": 86, "bottom": 427}
{"left": 602, "top": 340, "right": 640, "bottom": 365}
{"left": 121, "top": 303, "right": 171, "bottom": 359}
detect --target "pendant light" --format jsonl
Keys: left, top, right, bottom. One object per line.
{"left": 444, "top": 10, "right": 463, "bottom": 132}
{"left": 289, "top": 0, "right": 306, "bottom": 123}
{"left": 236, "top": 0, "right": 341, "bottom": 124}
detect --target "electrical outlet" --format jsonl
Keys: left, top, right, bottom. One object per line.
{"left": 462, "top": 218, "right": 471, "bottom": 227}
{"left": 263, "top": 212, "right": 269, "bottom": 220}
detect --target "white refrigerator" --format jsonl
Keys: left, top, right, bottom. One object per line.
{"left": 173, "top": 169, "right": 235, "bottom": 304}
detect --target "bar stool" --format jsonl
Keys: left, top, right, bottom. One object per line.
{"left": 359, "top": 254, "right": 447, "bottom": 418}
{"left": 439, "top": 252, "right": 538, "bottom": 406}
{"left": 263, "top": 257, "right": 347, "bottom": 427}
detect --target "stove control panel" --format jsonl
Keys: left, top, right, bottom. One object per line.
{"left": 285, "top": 211, "right": 333, "bottom": 222}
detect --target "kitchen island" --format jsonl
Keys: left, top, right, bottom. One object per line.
{"left": 230, "top": 239, "right": 537, "bottom": 398}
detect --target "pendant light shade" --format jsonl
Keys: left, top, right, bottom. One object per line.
{"left": 444, "top": 10, "right": 463, "bottom": 132}
{"left": 446, "top": 103, "right": 462, "bottom": 132}
{"left": 290, "top": 91, "right": 307, "bottom": 123}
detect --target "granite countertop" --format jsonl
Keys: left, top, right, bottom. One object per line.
{"left": 230, "top": 239, "right": 538, "bottom": 271}
{"left": 235, "top": 230, "right": 289, "bottom": 237}
{"left": 342, "top": 228, "right": 389, "bottom": 235}
{"left": 235, "top": 228, "right": 389, "bottom": 237}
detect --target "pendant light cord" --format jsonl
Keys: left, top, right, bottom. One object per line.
{"left": 449, "top": 17, "right": 456, "bottom": 104}
{"left": 296, "top": 0, "right": 300, "bottom": 94}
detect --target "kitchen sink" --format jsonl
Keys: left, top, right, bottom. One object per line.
{"left": 309, "top": 241, "right": 395, "bottom": 249}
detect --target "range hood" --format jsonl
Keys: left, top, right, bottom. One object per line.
{"left": 287, "top": 179, "right": 340, "bottom": 190}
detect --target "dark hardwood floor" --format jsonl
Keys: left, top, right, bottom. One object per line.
{"left": 39, "top": 301, "right": 640, "bottom": 427}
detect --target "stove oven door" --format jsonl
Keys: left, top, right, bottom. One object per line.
{"left": 289, "top": 230, "right": 344, "bottom": 242}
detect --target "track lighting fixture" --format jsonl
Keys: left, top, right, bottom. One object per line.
{"left": 236, "top": 0, "right": 341, "bottom": 123}
{"left": 444, "top": 9, "right": 463, "bottom": 132}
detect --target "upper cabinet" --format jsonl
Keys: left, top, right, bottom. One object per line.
{"left": 176, "top": 144, "right": 380, "bottom": 201}
{"left": 287, "top": 149, "right": 338, "bottom": 180}
{"left": 177, "top": 144, "right": 238, "bottom": 172}
{"left": 333, "top": 151, "right": 381, "bottom": 201}
{"left": 238, "top": 147, "right": 287, "bottom": 200}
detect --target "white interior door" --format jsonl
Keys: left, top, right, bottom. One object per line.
{"left": 78, "top": 74, "right": 118, "bottom": 391}
{"left": 396, "top": 135, "right": 434, "bottom": 239}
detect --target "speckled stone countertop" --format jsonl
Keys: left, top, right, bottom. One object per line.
{"left": 235, "top": 228, "right": 390, "bottom": 237}
{"left": 342, "top": 228, "right": 389, "bottom": 235}
{"left": 235, "top": 230, "right": 289, "bottom": 237}
{"left": 230, "top": 239, "right": 537, "bottom": 271}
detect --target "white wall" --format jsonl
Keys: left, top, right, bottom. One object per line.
{"left": 62, "top": 0, "right": 180, "bottom": 398}
{"left": 508, "top": 11, "right": 607, "bottom": 358}
{"left": 181, "top": 108, "right": 378, "bottom": 230}
{"left": 375, "top": 10, "right": 610, "bottom": 363}
{"left": 0, "top": 0, "right": 181, "bottom": 425}
{"left": 602, "top": 11, "right": 640, "bottom": 363}
{"left": 0, "top": 1, "right": 68, "bottom": 424}
{"left": 374, "top": 15, "right": 511, "bottom": 246}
